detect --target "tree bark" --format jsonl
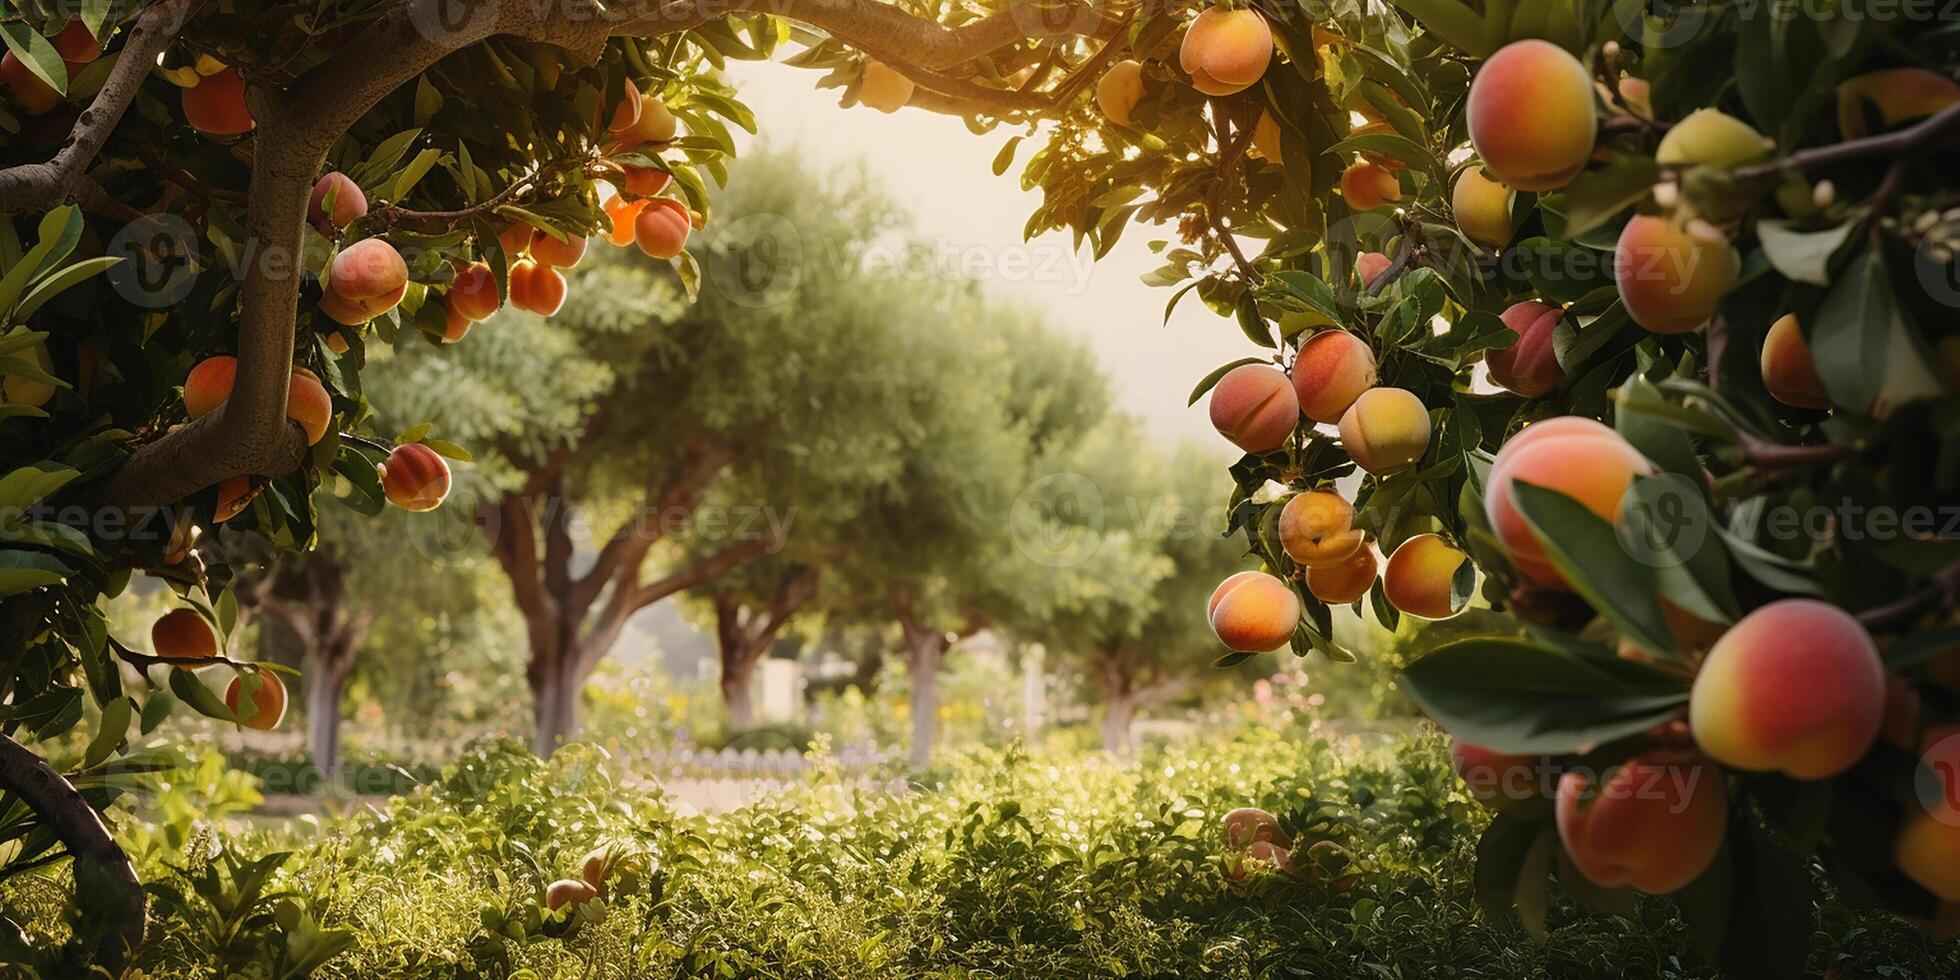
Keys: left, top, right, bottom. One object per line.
{"left": 712, "top": 568, "right": 820, "bottom": 730}
{"left": 305, "top": 662, "right": 344, "bottom": 783}
{"left": 1089, "top": 648, "right": 1196, "bottom": 759}
{"left": 891, "top": 588, "right": 952, "bottom": 769}
{"left": 721, "top": 661, "right": 757, "bottom": 731}
{"left": 1100, "top": 693, "right": 1136, "bottom": 757}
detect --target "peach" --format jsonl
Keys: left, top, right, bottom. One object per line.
{"left": 1208, "top": 570, "right": 1300, "bottom": 652}
{"left": 510, "top": 261, "right": 567, "bottom": 317}
{"left": 858, "top": 61, "right": 914, "bottom": 113}
{"left": 1382, "top": 533, "right": 1468, "bottom": 620}
{"left": 1486, "top": 300, "right": 1564, "bottom": 397}
{"left": 308, "top": 172, "right": 368, "bottom": 231}
{"left": 1337, "top": 387, "right": 1430, "bottom": 475}
{"left": 2, "top": 339, "right": 55, "bottom": 407}
{"left": 530, "top": 229, "right": 587, "bottom": 268}
{"left": 1689, "top": 599, "right": 1883, "bottom": 780}
{"left": 1179, "top": 8, "right": 1272, "bottom": 97}
{"left": 498, "top": 222, "right": 535, "bottom": 261}
{"left": 213, "top": 475, "right": 258, "bottom": 523}
{"left": 1466, "top": 40, "right": 1597, "bottom": 191}
{"left": 1614, "top": 215, "right": 1739, "bottom": 334}
{"left": 1484, "top": 416, "right": 1650, "bottom": 589}
{"left": 578, "top": 843, "right": 643, "bottom": 895}
{"left": 1222, "top": 806, "right": 1290, "bottom": 849}
{"left": 1231, "top": 840, "right": 1293, "bottom": 881}
{"left": 441, "top": 297, "right": 471, "bottom": 343}
{"left": 1340, "top": 161, "right": 1401, "bottom": 211}
{"left": 614, "top": 93, "right": 677, "bottom": 147}
{"left": 1838, "top": 68, "right": 1960, "bottom": 138}
{"left": 287, "top": 370, "right": 333, "bottom": 445}
{"left": 52, "top": 20, "right": 97, "bottom": 65}
{"left": 1655, "top": 108, "right": 1774, "bottom": 167}
{"left": 1249, "top": 110, "right": 1282, "bottom": 163}
{"left": 381, "top": 443, "right": 451, "bottom": 512}
{"left": 1208, "top": 364, "right": 1298, "bottom": 454}
{"left": 1354, "top": 251, "right": 1392, "bottom": 289}
{"left": 604, "top": 78, "right": 642, "bottom": 135}
{"left": 605, "top": 195, "right": 649, "bottom": 246}
{"left": 182, "top": 67, "right": 253, "bottom": 136}
{"left": 635, "top": 199, "right": 692, "bottom": 260}
{"left": 1450, "top": 739, "right": 1544, "bottom": 809}
{"left": 1452, "top": 167, "right": 1514, "bottom": 250}
{"left": 183, "top": 356, "right": 237, "bottom": 419}
{"left": 1278, "top": 490, "right": 1364, "bottom": 568}
{"left": 1556, "top": 751, "right": 1727, "bottom": 894}
{"left": 152, "top": 608, "right": 217, "bottom": 661}
{"left": 1290, "top": 330, "right": 1375, "bottom": 423}
{"left": 323, "top": 239, "right": 409, "bottom": 325}
{"left": 545, "top": 878, "right": 598, "bottom": 911}
{"left": 1096, "top": 60, "right": 1145, "bottom": 126}
{"left": 619, "top": 165, "right": 671, "bottom": 198}
{"left": 0, "top": 52, "right": 62, "bottom": 115}
{"left": 1760, "top": 313, "right": 1830, "bottom": 410}
{"left": 224, "top": 671, "right": 288, "bottom": 730}
{"left": 1896, "top": 728, "right": 1960, "bottom": 900}
{"left": 449, "top": 262, "right": 500, "bottom": 321}
{"left": 1306, "top": 542, "right": 1376, "bottom": 604}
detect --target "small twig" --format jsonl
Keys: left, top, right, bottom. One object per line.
{"left": 1735, "top": 99, "right": 1960, "bottom": 179}
{"left": 1704, "top": 315, "right": 1727, "bottom": 394}
{"left": 1207, "top": 100, "right": 1262, "bottom": 285}
{"left": 1367, "top": 219, "right": 1423, "bottom": 298}
{"left": 368, "top": 173, "right": 539, "bottom": 233}
{"left": 337, "top": 432, "right": 394, "bottom": 455}
{"left": 109, "top": 636, "right": 256, "bottom": 672}
{"left": 1859, "top": 561, "right": 1960, "bottom": 633}
{"left": 1734, "top": 432, "right": 1859, "bottom": 471}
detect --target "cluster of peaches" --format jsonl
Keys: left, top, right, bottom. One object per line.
{"left": 543, "top": 841, "right": 650, "bottom": 920}
{"left": 148, "top": 608, "right": 287, "bottom": 731}
{"left": 1219, "top": 806, "right": 1355, "bottom": 892}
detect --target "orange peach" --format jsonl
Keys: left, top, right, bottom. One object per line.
{"left": 1355, "top": 251, "right": 1392, "bottom": 289}
{"left": 1838, "top": 68, "right": 1960, "bottom": 138}
{"left": 1450, "top": 739, "right": 1545, "bottom": 809}
{"left": 619, "top": 165, "right": 671, "bottom": 197}
{"left": 545, "top": 878, "right": 599, "bottom": 911}
{"left": 381, "top": 443, "right": 452, "bottom": 512}
{"left": 225, "top": 671, "right": 288, "bottom": 730}
{"left": 635, "top": 198, "right": 692, "bottom": 260}
{"left": 1689, "top": 599, "right": 1883, "bottom": 780}
{"left": 510, "top": 261, "right": 567, "bottom": 316}
{"left": 1556, "top": 751, "right": 1728, "bottom": 894}
{"left": 182, "top": 67, "right": 253, "bottom": 136}
{"left": 1278, "top": 490, "right": 1364, "bottom": 569}
{"left": 152, "top": 609, "right": 217, "bottom": 662}
{"left": 858, "top": 61, "right": 914, "bottom": 113}
{"left": 1614, "top": 215, "right": 1739, "bottom": 335}
{"left": 1222, "top": 807, "right": 1290, "bottom": 849}
{"left": 1452, "top": 167, "right": 1514, "bottom": 249}
{"left": 287, "top": 370, "right": 333, "bottom": 445}
{"left": 1228, "top": 840, "right": 1294, "bottom": 882}
{"left": 1896, "top": 728, "right": 1960, "bottom": 900}
{"left": 183, "top": 356, "right": 237, "bottom": 419}
{"left": 1306, "top": 542, "right": 1376, "bottom": 604}
{"left": 441, "top": 297, "right": 471, "bottom": 343}
{"left": 605, "top": 195, "right": 649, "bottom": 247}
{"left": 1290, "top": 330, "right": 1376, "bottom": 423}
{"left": 1466, "top": 40, "right": 1597, "bottom": 191}
{"left": 498, "top": 221, "right": 535, "bottom": 261}
{"left": 449, "top": 262, "right": 500, "bottom": 321}
{"left": 614, "top": 93, "right": 677, "bottom": 147}
{"left": 324, "top": 330, "right": 351, "bottom": 355}
{"left": 1337, "top": 387, "right": 1430, "bottom": 475}
{"left": 1486, "top": 300, "right": 1564, "bottom": 397}
{"left": 323, "top": 239, "right": 409, "bottom": 325}
{"left": 1484, "top": 416, "right": 1651, "bottom": 589}
{"left": 530, "top": 229, "right": 587, "bottom": 269}
{"left": 213, "top": 475, "right": 259, "bottom": 523}
{"left": 1760, "top": 313, "right": 1830, "bottom": 410}
{"left": 308, "top": 173, "right": 368, "bottom": 231}
{"left": 1179, "top": 8, "right": 1272, "bottom": 97}
{"left": 1096, "top": 60, "right": 1145, "bottom": 126}
{"left": 1617, "top": 76, "right": 1653, "bottom": 119}
{"left": 604, "top": 78, "right": 643, "bottom": 135}
{"left": 1, "top": 52, "right": 62, "bottom": 115}
{"left": 1382, "top": 533, "right": 1468, "bottom": 620}
{"left": 52, "top": 20, "right": 97, "bottom": 65}
{"left": 1208, "top": 570, "right": 1300, "bottom": 652}
{"left": 1208, "top": 364, "right": 1299, "bottom": 454}
{"left": 1341, "top": 161, "right": 1401, "bottom": 211}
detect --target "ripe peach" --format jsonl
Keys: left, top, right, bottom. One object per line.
{"left": 1, "top": 339, "right": 55, "bottom": 407}
{"left": 1760, "top": 313, "right": 1829, "bottom": 410}
{"left": 1208, "top": 570, "right": 1300, "bottom": 652}
{"left": 545, "top": 878, "right": 598, "bottom": 911}
{"left": 1337, "top": 387, "right": 1430, "bottom": 475}
{"left": 1486, "top": 300, "right": 1564, "bottom": 397}
{"left": 614, "top": 93, "right": 677, "bottom": 147}
{"left": 1466, "top": 40, "right": 1597, "bottom": 191}
{"left": 1290, "top": 330, "right": 1375, "bottom": 423}
{"left": 1179, "top": 8, "right": 1272, "bottom": 97}
{"left": 1556, "top": 751, "right": 1727, "bottom": 894}
{"left": 152, "top": 608, "right": 217, "bottom": 661}
{"left": 1208, "top": 364, "right": 1298, "bottom": 454}
{"left": 635, "top": 198, "right": 692, "bottom": 260}
{"left": 0, "top": 52, "right": 62, "bottom": 115}
{"left": 1484, "top": 417, "right": 1650, "bottom": 588}
{"left": 1896, "top": 728, "right": 1960, "bottom": 900}
{"left": 1452, "top": 167, "right": 1514, "bottom": 249}
{"left": 1306, "top": 542, "right": 1376, "bottom": 604}
{"left": 381, "top": 443, "right": 451, "bottom": 512}
{"left": 603, "top": 196, "right": 647, "bottom": 246}
{"left": 449, "top": 262, "right": 500, "bottom": 321}
{"left": 52, "top": 20, "right": 97, "bottom": 65}
{"left": 605, "top": 78, "right": 642, "bottom": 135}
{"left": 1222, "top": 807, "right": 1290, "bottom": 849}
{"left": 213, "top": 475, "right": 258, "bottom": 523}
{"left": 1382, "top": 533, "right": 1468, "bottom": 620}
{"left": 225, "top": 671, "right": 288, "bottom": 730}
{"left": 1340, "top": 161, "right": 1401, "bottom": 211}
{"left": 1096, "top": 60, "right": 1145, "bottom": 126}
{"left": 619, "top": 165, "right": 671, "bottom": 198}
{"left": 323, "top": 239, "right": 409, "bottom": 325}
{"left": 441, "top": 297, "right": 471, "bottom": 343}
{"left": 182, "top": 67, "right": 253, "bottom": 136}
{"left": 287, "top": 370, "right": 333, "bottom": 445}
{"left": 1614, "top": 215, "right": 1739, "bottom": 335}
{"left": 510, "top": 261, "right": 567, "bottom": 317}
{"left": 1450, "top": 739, "right": 1544, "bottom": 809}
{"left": 858, "top": 61, "right": 914, "bottom": 113}
{"left": 530, "top": 229, "right": 587, "bottom": 269}
{"left": 498, "top": 221, "right": 535, "bottom": 261}
{"left": 308, "top": 172, "right": 368, "bottom": 231}
{"left": 1838, "top": 68, "right": 1960, "bottom": 138}
{"left": 1278, "top": 490, "right": 1364, "bottom": 568}
{"left": 183, "top": 356, "right": 238, "bottom": 419}
{"left": 1354, "top": 251, "right": 1392, "bottom": 289}
{"left": 1689, "top": 599, "right": 1883, "bottom": 780}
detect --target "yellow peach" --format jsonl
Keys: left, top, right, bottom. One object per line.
{"left": 1689, "top": 599, "right": 1883, "bottom": 780}
{"left": 1466, "top": 40, "right": 1597, "bottom": 191}
{"left": 1382, "top": 533, "right": 1468, "bottom": 620}
{"left": 1337, "top": 387, "right": 1430, "bottom": 475}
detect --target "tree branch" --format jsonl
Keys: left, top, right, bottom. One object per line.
{"left": 1859, "top": 561, "right": 1960, "bottom": 634}
{"left": 0, "top": 734, "right": 145, "bottom": 969}
{"left": 1734, "top": 100, "right": 1960, "bottom": 180}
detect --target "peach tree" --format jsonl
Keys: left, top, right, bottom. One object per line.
{"left": 0, "top": 0, "right": 1957, "bottom": 973}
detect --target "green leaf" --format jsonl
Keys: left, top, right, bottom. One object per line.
{"left": 1235, "top": 293, "right": 1274, "bottom": 349}
{"left": 1388, "top": 0, "right": 1496, "bottom": 56}
{"left": 13, "top": 255, "right": 120, "bottom": 321}
{"left": 168, "top": 669, "right": 237, "bottom": 724}
{"left": 1474, "top": 810, "right": 1551, "bottom": 928}
{"left": 0, "top": 23, "right": 65, "bottom": 97}
{"left": 1617, "top": 476, "right": 1739, "bottom": 626}
{"left": 1810, "top": 249, "right": 1894, "bottom": 413}
{"left": 0, "top": 462, "right": 79, "bottom": 511}
{"left": 83, "top": 696, "right": 132, "bottom": 769}
{"left": 422, "top": 438, "right": 473, "bottom": 462}
{"left": 1509, "top": 481, "right": 1676, "bottom": 656}
{"left": 1551, "top": 158, "right": 1660, "bottom": 240}
{"left": 1399, "top": 638, "right": 1687, "bottom": 754}
{"left": 991, "top": 136, "right": 1023, "bottom": 177}
{"left": 1881, "top": 626, "right": 1960, "bottom": 670}
{"left": 0, "top": 549, "right": 70, "bottom": 596}
{"left": 1755, "top": 219, "right": 1855, "bottom": 286}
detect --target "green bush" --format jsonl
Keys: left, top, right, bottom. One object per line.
{"left": 2, "top": 734, "right": 1953, "bottom": 977}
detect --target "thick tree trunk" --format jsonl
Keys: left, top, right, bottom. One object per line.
{"left": 722, "top": 662, "right": 757, "bottom": 730}
{"left": 306, "top": 659, "right": 344, "bottom": 782}
{"left": 907, "top": 639, "right": 941, "bottom": 769}
{"left": 1100, "top": 692, "right": 1137, "bottom": 757}
{"left": 712, "top": 569, "right": 818, "bottom": 732}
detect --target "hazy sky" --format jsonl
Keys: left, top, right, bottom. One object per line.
{"left": 723, "top": 61, "right": 1254, "bottom": 445}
